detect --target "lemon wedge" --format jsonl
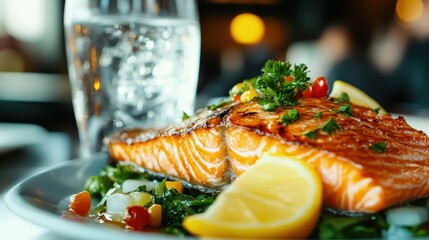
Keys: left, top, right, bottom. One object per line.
{"left": 183, "top": 152, "right": 323, "bottom": 239}
{"left": 329, "top": 80, "right": 386, "bottom": 114}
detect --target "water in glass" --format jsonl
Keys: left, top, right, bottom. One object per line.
{"left": 66, "top": 17, "right": 200, "bottom": 156}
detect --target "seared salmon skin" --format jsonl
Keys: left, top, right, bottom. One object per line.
{"left": 108, "top": 98, "right": 429, "bottom": 213}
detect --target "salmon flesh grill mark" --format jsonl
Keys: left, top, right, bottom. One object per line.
{"left": 108, "top": 98, "right": 429, "bottom": 213}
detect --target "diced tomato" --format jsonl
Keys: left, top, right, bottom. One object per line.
{"left": 69, "top": 191, "right": 91, "bottom": 216}
{"left": 124, "top": 206, "right": 150, "bottom": 230}
{"left": 311, "top": 76, "right": 329, "bottom": 98}
{"left": 233, "top": 95, "right": 241, "bottom": 102}
{"left": 284, "top": 76, "right": 294, "bottom": 82}
{"left": 302, "top": 86, "right": 313, "bottom": 98}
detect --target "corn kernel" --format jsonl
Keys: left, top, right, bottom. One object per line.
{"left": 166, "top": 181, "right": 183, "bottom": 193}
{"left": 240, "top": 89, "right": 259, "bottom": 103}
{"left": 129, "top": 192, "right": 153, "bottom": 206}
{"left": 229, "top": 83, "right": 244, "bottom": 96}
{"left": 148, "top": 204, "right": 162, "bottom": 228}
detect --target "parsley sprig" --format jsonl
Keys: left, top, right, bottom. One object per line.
{"left": 255, "top": 60, "right": 310, "bottom": 111}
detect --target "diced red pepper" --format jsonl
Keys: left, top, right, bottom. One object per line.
{"left": 124, "top": 206, "right": 150, "bottom": 230}
{"left": 233, "top": 95, "right": 241, "bottom": 102}
{"left": 69, "top": 191, "right": 91, "bottom": 216}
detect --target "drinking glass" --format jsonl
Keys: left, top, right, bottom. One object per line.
{"left": 64, "top": 0, "right": 201, "bottom": 157}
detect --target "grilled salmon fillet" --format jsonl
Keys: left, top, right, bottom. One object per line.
{"left": 108, "top": 97, "right": 429, "bottom": 213}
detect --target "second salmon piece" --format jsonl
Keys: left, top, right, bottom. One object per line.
{"left": 108, "top": 98, "right": 429, "bottom": 213}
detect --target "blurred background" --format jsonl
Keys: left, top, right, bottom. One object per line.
{"left": 0, "top": 0, "right": 428, "bottom": 146}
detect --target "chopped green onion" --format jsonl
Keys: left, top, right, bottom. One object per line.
{"left": 281, "top": 109, "right": 300, "bottom": 125}
{"left": 321, "top": 117, "right": 343, "bottom": 135}
{"left": 304, "top": 117, "right": 342, "bottom": 139}
{"left": 333, "top": 92, "right": 350, "bottom": 103}
{"left": 338, "top": 104, "right": 354, "bottom": 117}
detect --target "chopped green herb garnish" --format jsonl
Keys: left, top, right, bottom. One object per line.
{"left": 304, "top": 128, "right": 320, "bottom": 140}
{"left": 321, "top": 117, "right": 343, "bottom": 135}
{"left": 152, "top": 179, "right": 216, "bottom": 233}
{"left": 337, "top": 104, "right": 354, "bottom": 117}
{"left": 304, "top": 117, "right": 342, "bottom": 139}
{"left": 208, "top": 98, "right": 231, "bottom": 110}
{"left": 281, "top": 109, "right": 300, "bottom": 125}
{"left": 255, "top": 60, "right": 310, "bottom": 111}
{"left": 314, "top": 112, "right": 323, "bottom": 119}
{"left": 182, "top": 112, "right": 190, "bottom": 121}
{"left": 333, "top": 92, "right": 350, "bottom": 103}
{"left": 373, "top": 107, "right": 380, "bottom": 114}
{"left": 369, "top": 142, "right": 387, "bottom": 153}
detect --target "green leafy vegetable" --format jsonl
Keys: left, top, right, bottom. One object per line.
{"left": 369, "top": 142, "right": 387, "bottom": 153}
{"left": 255, "top": 60, "right": 310, "bottom": 111}
{"left": 281, "top": 109, "right": 300, "bottom": 125}
{"left": 152, "top": 180, "right": 216, "bottom": 235}
{"left": 84, "top": 175, "right": 112, "bottom": 198}
{"left": 84, "top": 164, "right": 218, "bottom": 236}
{"left": 338, "top": 104, "right": 354, "bottom": 117}
{"left": 84, "top": 164, "right": 150, "bottom": 198}
{"left": 317, "top": 214, "right": 387, "bottom": 239}
{"left": 410, "top": 225, "right": 429, "bottom": 236}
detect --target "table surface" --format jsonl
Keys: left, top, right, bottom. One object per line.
{"left": 0, "top": 131, "right": 76, "bottom": 240}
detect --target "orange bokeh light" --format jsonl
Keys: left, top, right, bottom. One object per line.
{"left": 396, "top": 0, "right": 424, "bottom": 23}
{"left": 230, "top": 13, "right": 265, "bottom": 44}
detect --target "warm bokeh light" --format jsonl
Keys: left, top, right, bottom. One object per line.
{"left": 396, "top": 0, "right": 424, "bottom": 23}
{"left": 230, "top": 13, "right": 265, "bottom": 44}
{"left": 93, "top": 78, "right": 101, "bottom": 91}
{"left": 4, "top": 0, "right": 45, "bottom": 41}
{"left": 0, "top": 49, "right": 25, "bottom": 72}
{"left": 90, "top": 47, "right": 97, "bottom": 70}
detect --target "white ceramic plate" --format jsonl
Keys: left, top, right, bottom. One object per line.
{"left": 0, "top": 123, "right": 48, "bottom": 154}
{"left": 400, "top": 114, "right": 429, "bottom": 135}
{"left": 4, "top": 116, "right": 428, "bottom": 240}
{"left": 4, "top": 155, "right": 181, "bottom": 240}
